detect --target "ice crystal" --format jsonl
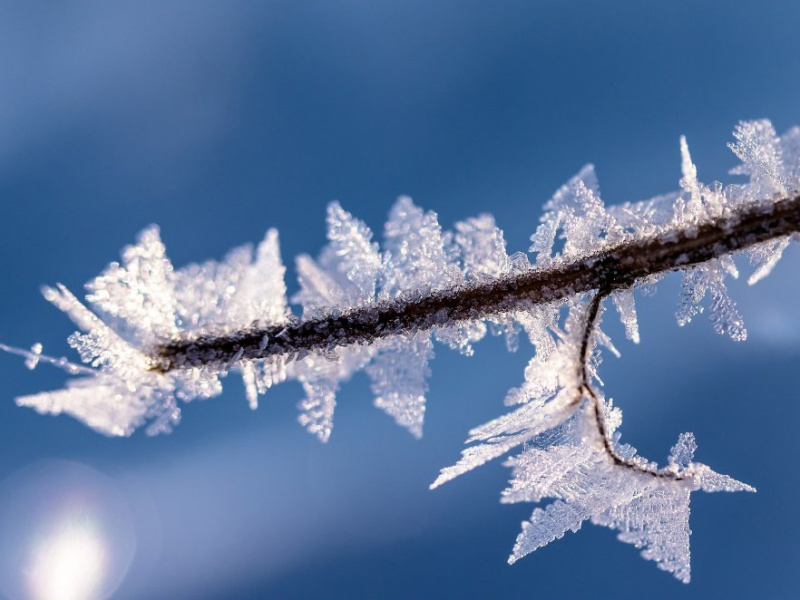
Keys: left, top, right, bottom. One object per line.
{"left": 381, "top": 195, "right": 462, "bottom": 297}
{"left": 453, "top": 214, "right": 509, "bottom": 281}
{"left": 611, "top": 289, "right": 639, "bottom": 344}
{"left": 500, "top": 402, "right": 753, "bottom": 583}
{"left": 676, "top": 259, "right": 747, "bottom": 341}
{"left": 372, "top": 197, "right": 460, "bottom": 434}
{"left": 530, "top": 164, "right": 620, "bottom": 265}
{"left": 729, "top": 119, "right": 788, "bottom": 197}
{"left": 430, "top": 301, "right": 589, "bottom": 489}
{"left": 672, "top": 136, "right": 748, "bottom": 340}
{"left": 5, "top": 119, "right": 798, "bottom": 580}
{"left": 746, "top": 236, "right": 791, "bottom": 285}
{"left": 366, "top": 334, "right": 432, "bottom": 438}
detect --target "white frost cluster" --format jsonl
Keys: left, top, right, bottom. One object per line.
{"left": 428, "top": 294, "right": 755, "bottom": 583}
{"left": 502, "top": 411, "right": 753, "bottom": 583}
{"left": 4, "top": 120, "right": 798, "bottom": 579}
{"left": 12, "top": 196, "right": 511, "bottom": 440}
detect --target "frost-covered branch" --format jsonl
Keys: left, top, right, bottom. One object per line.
{"left": 3, "top": 119, "right": 799, "bottom": 582}
{"left": 157, "top": 191, "right": 800, "bottom": 372}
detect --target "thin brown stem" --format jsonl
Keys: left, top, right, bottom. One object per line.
{"left": 577, "top": 290, "right": 683, "bottom": 480}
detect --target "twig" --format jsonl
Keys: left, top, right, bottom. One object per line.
{"left": 155, "top": 193, "right": 800, "bottom": 372}
{"left": 576, "top": 291, "right": 684, "bottom": 479}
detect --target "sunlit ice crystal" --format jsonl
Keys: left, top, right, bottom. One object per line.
{"left": 500, "top": 399, "right": 753, "bottom": 583}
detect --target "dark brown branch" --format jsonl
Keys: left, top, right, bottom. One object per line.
{"left": 155, "top": 193, "right": 800, "bottom": 372}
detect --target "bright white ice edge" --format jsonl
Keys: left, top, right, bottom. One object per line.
{"left": 5, "top": 119, "right": 799, "bottom": 582}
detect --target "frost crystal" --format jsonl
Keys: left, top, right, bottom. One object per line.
{"left": 729, "top": 119, "right": 787, "bottom": 197}
{"left": 531, "top": 164, "right": 619, "bottom": 265}
{"left": 677, "top": 259, "right": 747, "bottom": 341}
{"left": 367, "top": 334, "right": 432, "bottom": 438}
{"left": 611, "top": 289, "right": 640, "bottom": 344}
{"left": 454, "top": 214, "right": 509, "bottom": 280}
{"left": 746, "top": 236, "right": 791, "bottom": 285}
{"left": 500, "top": 400, "right": 753, "bottom": 583}
{"left": 5, "top": 119, "right": 797, "bottom": 580}
{"left": 381, "top": 195, "right": 462, "bottom": 297}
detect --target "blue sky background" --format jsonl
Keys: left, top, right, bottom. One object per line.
{"left": 0, "top": 2, "right": 799, "bottom": 599}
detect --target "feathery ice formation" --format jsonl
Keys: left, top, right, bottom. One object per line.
{"left": 5, "top": 119, "right": 800, "bottom": 581}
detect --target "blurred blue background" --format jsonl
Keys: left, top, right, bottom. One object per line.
{"left": 0, "top": 1, "right": 799, "bottom": 598}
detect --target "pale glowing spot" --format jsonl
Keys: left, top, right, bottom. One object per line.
{"left": 27, "top": 521, "right": 107, "bottom": 600}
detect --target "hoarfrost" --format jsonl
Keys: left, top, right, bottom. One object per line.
{"left": 611, "top": 289, "right": 640, "bottom": 344}
{"left": 530, "top": 164, "right": 619, "bottom": 265}
{"left": 501, "top": 400, "right": 753, "bottom": 583}
{"left": 454, "top": 214, "right": 510, "bottom": 280}
{"left": 4, "top": 119, "right": 794, "bottom": 579}
{"left": 12, "top": 121, "right": 789, "bottom": 438}
{"left": 86, "top": 225, "right": 178, "bottom": 344}
{"left": 779, "top": 126, "right": 800, "bottom": 190}
{"left": 366, "top": 333, "right": 433, "bottom": 438}
{"left": 10, "top": 120, "right": 792, "bottom": 438}
{"left": 381, "top": 195, "right": 462, "bottom": 297}
{"left": 431, "top": 300, "right": 593, "bottom": 488}
{"left": 677, "top": 260, "right": 747, "bottom": 341}
{"left": 746, "top": 236, "right": 791, "bottom": 285}
{"left": 729, "top": 119, "right": 787, "bottom": 197}
{"left": 297, "top": 374, "right": 338, "bottom": 443}
{"left": 324, "top": 201, "right": 382, "bottom": 306}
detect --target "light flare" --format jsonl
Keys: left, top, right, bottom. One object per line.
{"left": 27, "top": 520, "right": 107, "bottom": 600}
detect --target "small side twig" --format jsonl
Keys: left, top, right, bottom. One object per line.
{"left": 577, "top": 290, "right": 683, "bottom": 480}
